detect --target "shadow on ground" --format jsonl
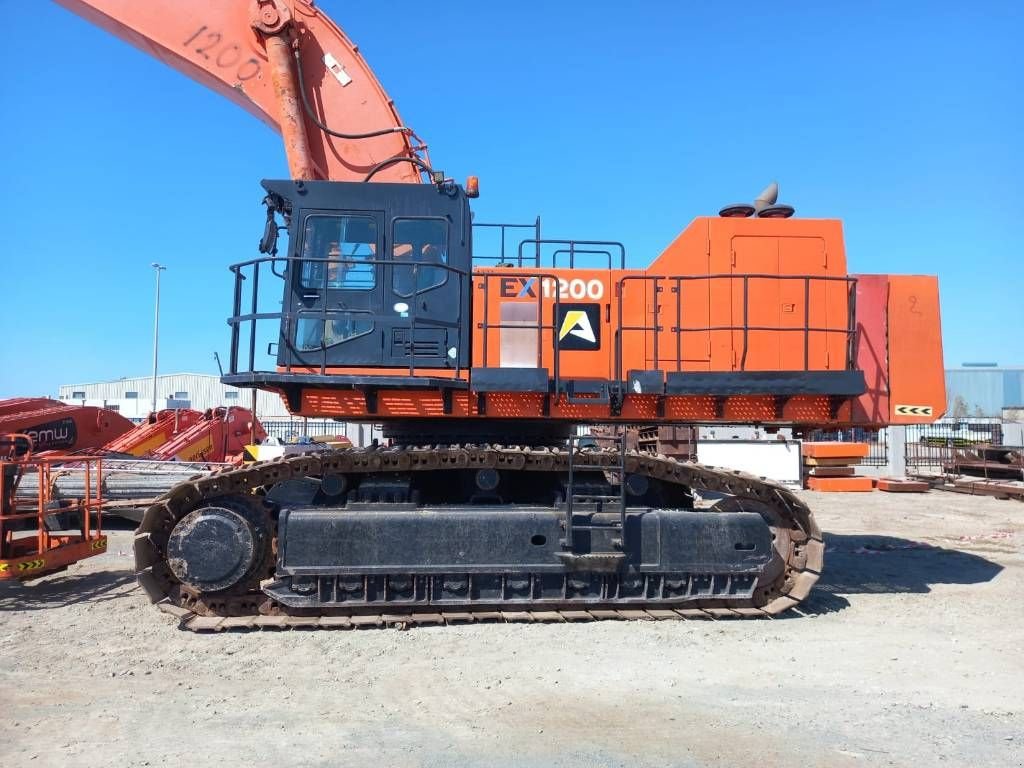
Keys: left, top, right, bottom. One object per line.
{"left": 794, "top": 532, "right": 1006, "bottom": 616}
{"left": 102, "top": 515, "right": 141, "bottom": 531}
{"left": 0, "top": 568, "right": 136, "bottom": 611}
{"left": 0, "top": 531, "right": 1006, "bottom": 618}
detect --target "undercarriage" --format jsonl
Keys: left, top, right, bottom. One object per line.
{"left": 134, "top": 441, "right": 823, "bottom": 631}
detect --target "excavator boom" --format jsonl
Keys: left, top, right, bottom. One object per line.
{"left": 54, "top": 0, "right": 426, "bottom": 182}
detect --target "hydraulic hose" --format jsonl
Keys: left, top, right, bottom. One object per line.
{"left": 363, "top": 155, "right": 435, "bottom": 182}
{"left": 293, "top": 48, "right": 410, "bottom": 140}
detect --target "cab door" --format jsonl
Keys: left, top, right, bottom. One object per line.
{"left": 287, "top": 210, "right": 386, "bottom": 368}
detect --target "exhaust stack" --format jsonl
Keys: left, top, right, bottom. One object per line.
{"left": 753, "top": 182, "right": 779, "bottom": 213}
{"left": 719, "top": 181, "right": 795, "bottom": 218}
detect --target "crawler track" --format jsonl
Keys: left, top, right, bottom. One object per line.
{"left": 133, "top": 446, "right": 823, "bottom": 631}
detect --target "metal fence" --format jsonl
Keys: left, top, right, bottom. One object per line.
{"left": 904, "top": 420, "right": 1006, "bottom": 474}
{"left": 260, "top": 419, "right": 382, "bottom": 448}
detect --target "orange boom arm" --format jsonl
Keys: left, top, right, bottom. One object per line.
{"left": 54, "top": 0, "right": 427, "bottom": 182}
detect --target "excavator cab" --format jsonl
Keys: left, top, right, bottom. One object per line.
{"left": 264, "top": 179, "right": 473, "bottom": 373}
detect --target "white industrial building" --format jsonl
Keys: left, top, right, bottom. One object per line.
{"left": 58, "top": 372, "right": 293, "bottom": 420}
{"left": 57, "top": 373, "right": 382, "bottom": 445}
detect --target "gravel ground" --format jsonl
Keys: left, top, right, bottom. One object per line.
{"left": 1, "top": 490, "right": 1021, "bottom": 768}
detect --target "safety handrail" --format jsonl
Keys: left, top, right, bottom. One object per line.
{"left": 472, "top": 218, "right": 541, "bottom": 266}
{"left": 614, "top": 273, "right": 859, "bottom": 386}
{"left": 228, "top": 255, "right": 859, "bottom": 399}
{"left": 517, "top": 239, "right": 627, "bottom": 269}
{"left": 228, "top": 255, "right": 471, "bottom": 379}
{"left": 0, "top": 453, "right": 103, "bottom": 561}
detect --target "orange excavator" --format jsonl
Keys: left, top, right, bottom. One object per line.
{"left": 51, "top": 1, "right": 945, "bottom": 628}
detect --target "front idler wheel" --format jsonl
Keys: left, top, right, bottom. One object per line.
{"left": 166, "top": 502, "right": 265, "bottom": 593}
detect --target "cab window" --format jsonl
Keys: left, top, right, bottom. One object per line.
{"left": 392, "top": 218, "right": 448, "bottom": 297}
{"left": 300, "top": 215, "right": 377, "bottom": 291}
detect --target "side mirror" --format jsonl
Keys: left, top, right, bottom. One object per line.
{"left": 259, "top": 213, "right": 279, "bottom": 255}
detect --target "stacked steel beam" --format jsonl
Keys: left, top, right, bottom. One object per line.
{"left": 13, "top": 459, "right": 231, "bottom": 522}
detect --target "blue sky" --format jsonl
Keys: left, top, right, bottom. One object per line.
{"left": 2, "top": 1, "right": 1021, "bottom": 397}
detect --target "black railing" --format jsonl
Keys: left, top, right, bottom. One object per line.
{"left": 517, "top": 239, "right": 627, "bottom": 269}
{"left": 471, "top": 218, "right": 541, "bottom": 266}
{"left": 614, "top": 273, "right": 859, "bottom": 384}
{"left": 227, "top": 255, "right": 470, "bottom": 379}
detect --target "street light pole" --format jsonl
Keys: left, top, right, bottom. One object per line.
{"left": 151, "top": 263, "right": 167, "bottom": 415}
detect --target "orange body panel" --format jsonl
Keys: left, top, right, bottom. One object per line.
{"left": 472, "top": 268, "right": 615, "bottom": 378}
{"left": 885, "top": 276, "right": 946, "bottom": 424}
{"left": 295, "top": 390, "right": 854, "bottom": 425}
{"left": 850, "top": 275, "right": 891, "bottom": 423}
{"left": 643, "top": 218, "right": 852, "bottom": 373}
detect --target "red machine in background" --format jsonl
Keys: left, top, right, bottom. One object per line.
{"left": 102, "top": 408, "right": 203, "bottom": 457}
{"left": 0, "top": 434, "right": 107, "bottom": 580}
{"left": 146, "top": 407, "right": 264, "bottom": 464}
{"left": 0, "top": 398, "right": 133, "bottom": 453}
{"left": 0, "top": 401, "right": 264, "bottom": 467}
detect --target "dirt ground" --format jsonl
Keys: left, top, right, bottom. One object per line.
{"left": 1, "top": 490, "right": 1021, "bottom": 768}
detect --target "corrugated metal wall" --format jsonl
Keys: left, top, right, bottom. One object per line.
{"left": 59, "top": 373, "right": 292, "bottom": 419}
{"left": 945, "top": 369, "right": 1024, "bottom": 417}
